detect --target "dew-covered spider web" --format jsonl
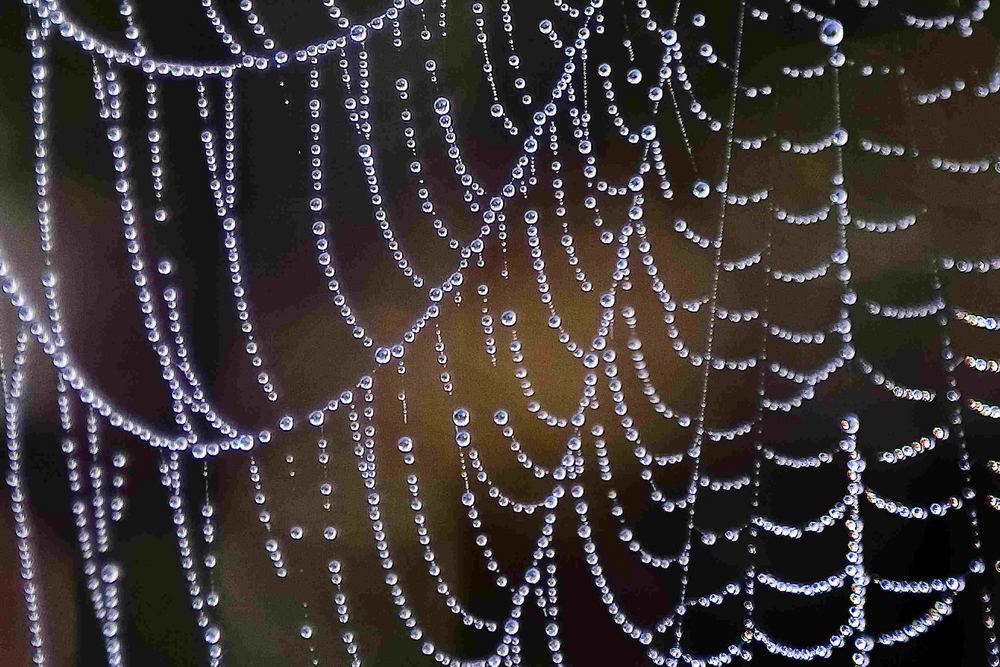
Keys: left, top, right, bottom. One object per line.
{"left": 2, "top": 0, "right": 1000, "bottom": 664}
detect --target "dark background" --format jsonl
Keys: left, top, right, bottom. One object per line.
{"left": 1, "top": 0, "right": 999, "bottom": 664}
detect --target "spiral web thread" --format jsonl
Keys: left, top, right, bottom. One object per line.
{"left": 3, "top": 0, "right": 1000, "bottom": 665}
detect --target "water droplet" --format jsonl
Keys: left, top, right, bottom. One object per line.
{"left": 841, "top": 414, "right": 860, "bottom": 434}
{"left": 819, "top": 19, "right": 844, "bottom": 46}
{"left": 101, "top": 563, "right": 121, "bottom": 584}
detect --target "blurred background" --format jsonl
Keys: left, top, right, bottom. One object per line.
{"left": 1, "top": 0, "right": 999, "bottom": 664}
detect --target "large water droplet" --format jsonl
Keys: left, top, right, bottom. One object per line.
{"left": 819, "top": 19, "right": 844, "bottom": 46}
{"left": 101, "top": 563, "right": 121, "bottom": 584}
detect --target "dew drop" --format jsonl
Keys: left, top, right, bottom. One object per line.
{"left": 101, "top": 563, "right": 121, "bottom": 584}
{"left": 819, "top": 19, "right": 844, "bottom": 46}
{"left": 434, "top": 97, "right": 451, "bottom": 115}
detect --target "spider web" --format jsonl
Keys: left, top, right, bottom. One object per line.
{"left": 2, "top": 0, "right": 1000, "bottom": 665}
